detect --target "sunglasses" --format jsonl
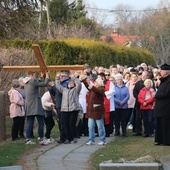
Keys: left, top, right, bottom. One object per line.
{"left": 105, "top": 74, "right": 110, "bottom": 76}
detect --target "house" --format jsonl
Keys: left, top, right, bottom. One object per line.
{"left": 100, "top": 30, "right": 143, "bottom": 48}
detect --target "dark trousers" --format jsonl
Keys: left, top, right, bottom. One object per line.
{"left": 44, "top": 111, "right": 55, "bottom": 139}
{"left": 77, "top": 119, "right": 83, "bottom": 138}
{"left": 82, "top": 114, "right": 88, "bottom": 136}
{"left": 141, "top": 109, "right": 154, "bottom": 135}
{"left": 115, "top": 108, "right": 129, "bottom": 135}
{"left": 134, "top": 108, "right": 142, "bottom": 134}
{"left": 19, "top": 117, "right": 25, "bottom": 137}
{"left": 110, "top": 111, "right": 115, "bottom": 134}
{"left": 62, "top": 110, "right": 79, "bottom": 141}
{"left": 12, "top": 116, "right": 22, "bottom": 140}
{"left": 57, "top": 109, "right": 66, "bottom": 142}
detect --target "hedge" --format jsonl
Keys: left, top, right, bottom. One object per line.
{"left": 0, "top": 38, "right": 155, "bottom": 68}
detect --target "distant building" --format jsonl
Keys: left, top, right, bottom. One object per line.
{"left": 100, "top": 29, "right": 152, "bottom": 48}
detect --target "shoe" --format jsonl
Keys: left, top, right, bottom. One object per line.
{"left": 98, "top": 141, "right": 107, "bottom": 146}
{"left": 57, "top": 139, "right": 65, "bottom": 144}
{"left": 122, "top": 134, "right": 128, "bottom": 137}
{"left": 150, "top": 134, "right": 154, "bottom": 137}
{"left": 46, "top": 137, "right": 55, "bottom": 144}
{"left": 114, "top": 132, "right": 120, "bottom": 136}
{"left": 106, "top": 134, "right": 110, "bottom": 137}
{"left": 127, "top": 124, "right": 133, "bottom": 130}
{"left": 39, "top": 138, "right": 48, "bottom": 145}
{"left": 12, "top": 138, "right": 19, "bottom": 141}
{"left": 133, "top": 133, "right": 142, "bottom": 136}
{"left": 73, "top": 138, "right": 78, "bottom": 143}
{"left": 86, "top": 140, "right": 95, "bottom": 145}
{"left": 19, "top": 135, "right": 25, "bottom": 139}
{"left": 25, "top": 140, "right": 36, "bottom": 145}
{"left": 64, "top": 140, "right": 71, "bottom": 144}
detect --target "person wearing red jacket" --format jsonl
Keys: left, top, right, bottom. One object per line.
{"left": 138, "top": 79, "right": 156, "bottom": 137}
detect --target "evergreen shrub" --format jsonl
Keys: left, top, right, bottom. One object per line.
{"left": 1, "top": 38, "right": 155, "bottom": 68}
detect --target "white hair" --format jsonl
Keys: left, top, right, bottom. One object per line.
{"left": 144, "top": 79, "right": 153, "bottom": 87}
{"left": 114, "top": 73, "right": 123, "bottom": 81}
{"left": 18, "top": 77, "right": 24, "bottom": 81}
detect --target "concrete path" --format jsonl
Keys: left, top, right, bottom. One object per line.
{"left": 22, "top": 135, "right": 115, "bottom": 170}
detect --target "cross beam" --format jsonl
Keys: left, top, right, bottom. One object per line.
{"left": 2, "top": 65, "right": 84, "bottom": 72}
{"left": 2, "top": 44, "right": 84, "bottom": 72}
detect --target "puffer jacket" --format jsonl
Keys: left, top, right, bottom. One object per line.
{"left": 55, "top": 77, "right": 82, "bottom": 112}
{"left": 138, "top": 87, "right": 155, "bottom": 110}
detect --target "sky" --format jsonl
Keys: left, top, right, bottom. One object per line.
{"left": 85, "top": 0, "right": 161, "bottom": 10}
{"left": 84, "top": 0, "right": 162, "bottom": 25}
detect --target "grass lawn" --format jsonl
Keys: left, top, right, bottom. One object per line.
{"left": 0, "top": 117, "right": 59, "bottom": 167}
{"left": 91, "top": 131, "right": 170, "bottom": 169}
{"left": 1, "top": 119, "right": 170, "bottom": 169}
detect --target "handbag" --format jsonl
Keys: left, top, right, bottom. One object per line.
{"left": 52, "top": 107, "right": 58, "bottom": 117}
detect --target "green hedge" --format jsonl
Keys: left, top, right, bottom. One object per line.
{"left": 0, "top": 38, "right": 155, "bottom": 68}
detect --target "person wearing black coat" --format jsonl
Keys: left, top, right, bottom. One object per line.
{"left": 154, "top": 64, "right": 170, "bottom": 146}
{"left": 133, "top": 71, "right": 148, "bottom": 136}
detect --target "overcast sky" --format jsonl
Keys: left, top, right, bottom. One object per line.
{"left": 85, "top": 0, "right": 160, "bottom": 10}
{"left": 84, "top": 0, "right": 162, "bottom": 25}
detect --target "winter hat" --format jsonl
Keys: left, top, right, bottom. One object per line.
{"left": 160, "top": 64, "right": 170, "bottom": 70}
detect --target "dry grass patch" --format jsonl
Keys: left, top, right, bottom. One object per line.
{"left": 91, "top": 132, "right": 170, "bottom": 169}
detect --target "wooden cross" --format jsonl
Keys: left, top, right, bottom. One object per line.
{"left": 2, "top": 44, "right": 84, "bottom": 72}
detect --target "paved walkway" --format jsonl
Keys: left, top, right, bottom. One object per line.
{"left": 22, "top": 135, "right": 115, "bottom": 170}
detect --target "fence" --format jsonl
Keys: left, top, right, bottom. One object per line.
{"left": 0, "top": 91, "right": 6, "bottom": 141}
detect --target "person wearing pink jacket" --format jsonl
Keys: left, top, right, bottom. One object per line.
{"left": 8, "top": 79, "right": 25, "bottom": 141}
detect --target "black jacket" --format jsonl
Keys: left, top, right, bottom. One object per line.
{"left": 133, "top": 80, "right": 145, "bottom": 109}
{"left": 154, "top": 74, "right": 170, "bottom": 118}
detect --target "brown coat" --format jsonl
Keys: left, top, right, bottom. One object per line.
{"left": 82, "top": 79, "right": 105, "bottom": 120}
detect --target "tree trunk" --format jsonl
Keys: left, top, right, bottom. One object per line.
{"left": 46, "top": 0, "right": 52, "bottom": 39}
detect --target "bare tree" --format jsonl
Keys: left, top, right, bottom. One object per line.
{"left": 0, "top": 48, "right": 37, "bottom": 92}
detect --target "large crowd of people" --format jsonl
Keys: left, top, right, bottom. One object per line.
{"left": 8, "top": 62, "right": 170, "bottom": 146}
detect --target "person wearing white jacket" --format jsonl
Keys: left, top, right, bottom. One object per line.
{"left": 41, "top": 90, "right": 55, "bottom": 144}
{"left": 79, "top": 82, "right": 89, "bottom": 136}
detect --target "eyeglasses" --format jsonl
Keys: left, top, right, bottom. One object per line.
{"left": 105, "top": 74, "right": 110, "bottom": 76}
{"left": 60, "top": 75, "right": 67, "bottom": 77}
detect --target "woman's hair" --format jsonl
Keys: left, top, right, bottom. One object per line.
{"left": 115, "top": 73, "right": 123, "bottom": 81}
{"left": 18, "top": 77, "right": 24, "bottom": 81}
{"left": 144, "top": 79, "right": 153, "bottom": 87}
{"left": 12, "top": 79, "right": 19, "bottom": 88}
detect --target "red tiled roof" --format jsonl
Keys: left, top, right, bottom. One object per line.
{"left": 100, "top": 34, "right": 141, "bottom": 46}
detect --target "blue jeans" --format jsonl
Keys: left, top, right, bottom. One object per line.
{"left": 26, "top": 115, "right": 44, "bottom": 139}
{"left": 88, "top": 117, "right": 106, "bottom": 143}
